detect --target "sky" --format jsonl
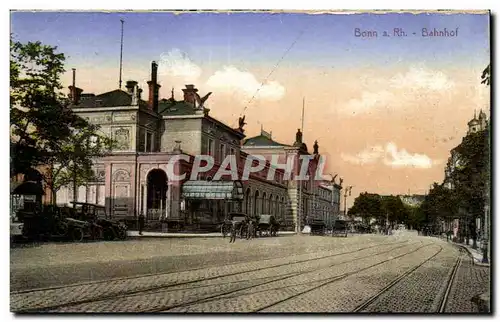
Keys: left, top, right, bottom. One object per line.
{"left": 10, "top": 10, "right": 491, "bottom": 207}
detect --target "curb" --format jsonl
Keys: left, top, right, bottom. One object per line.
{"left": 455, "top": 244, "right": 490, "bottom": 267}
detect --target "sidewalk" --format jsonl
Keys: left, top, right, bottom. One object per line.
{"left": 127, "top": 230, "right": 297, "bottom": 238}
{"left": 447, "top": 238, "right": 490, "bottom": 267}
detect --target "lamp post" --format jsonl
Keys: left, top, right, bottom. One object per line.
{"left": 343, "top": 186, "right": 353, "bottom": 218}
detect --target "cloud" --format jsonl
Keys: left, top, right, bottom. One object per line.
{"left": 342, "top": 90, "right": 395, "bottom": 115}
{"left": 206, "top": 66, "right": 285, "bottom": 101}
{"left": 342, "top": 142, "right": 441, "bottom": 169}
{"left": 158, "top": 49, "right": 202, "bottom": 81}
{"left": 339, "top": 66, "right": 455, "bottom": 115}
{"left": 390, "top": 66, "right": 455, "bottom": 91}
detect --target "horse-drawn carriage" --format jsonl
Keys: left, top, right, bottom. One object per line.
{"left": 221, "top": 212, "right": 249, "bottom": 238}
{"left": 310, "top": 219, "right": 327, "bottom": 236}
{"left": 221, "top": 213, "right": 279, "bottom": 239}
{"left": 331, "top": 219, "right": 348, "bottom": 237}
{"left": 256, "top": 214, "right": 279, "bottom": 237}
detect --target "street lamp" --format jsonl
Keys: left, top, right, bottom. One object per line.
{"left": 344, "top": 186, "right": 353, "bottom": 218}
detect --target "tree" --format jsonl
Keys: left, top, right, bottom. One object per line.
{"left": 420, "top": 183, "right": 458, "bottom": 232}
{"left": 380, "top": 195, "right": 408, "bottom": 227}
{"left": 10, "top": 39, "right": 113, "bottom": 203}
{"left": 406, "top": 205, "right": 426, "bottom": 231}
{"left": 449, "top": 129, "right": 489, "bottom": 245}
{"left": 46, "top": 125, "right": 113, "bottom": 205}
{"left": 348, "top": 192, "right": 383, "bottom": 224}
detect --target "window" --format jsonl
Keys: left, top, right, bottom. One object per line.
{"left": 146, "top": 132, "right": 153, "bottom": 152}
{"left": 219, "top": 143, "right": 226, "bottom": 163}
{"left": 138, "top": 128, "right": 146, "bottom": 152}
{"left": 208, "top": 138, "right": 214, "bottom": 156}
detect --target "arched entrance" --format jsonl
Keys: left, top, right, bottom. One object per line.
{"left": 146, "top": 169, "right": 168, "bottom": 220}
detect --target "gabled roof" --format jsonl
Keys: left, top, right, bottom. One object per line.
{"left": 243, "top": 134, "right": 290, "bottom": 147}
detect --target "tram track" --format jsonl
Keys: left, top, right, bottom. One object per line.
{"left": 155, "top": 242, "right": 435, "bottom": 313}
{"left": 438, "top": 248, "right": 464, "bottom": 313}
{"left": 351, "top": 246, "right": 464, "bottom": 313}
{"left": 12, "top": 240, "right": 406, "bottom": 296}
{"left": 14, "top": 241, "right": 419, "bottom": 313}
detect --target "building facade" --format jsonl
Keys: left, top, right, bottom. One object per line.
{"left": 54, "top": 61, "right": 343, "bottom": 231}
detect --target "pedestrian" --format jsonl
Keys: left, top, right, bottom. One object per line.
{"left": 229, "top": 220, "right": 238, "bottom": 243}
{"left": 138, "top": 212, "right": 145, "bottom": 236}
{"left": 247, "top": 219, "right": 254, "bottom": 240}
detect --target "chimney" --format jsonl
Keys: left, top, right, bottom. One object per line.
{"left": 182, "top": 84, "right": 198, "bottom": 106}
{"left": 147, "top": 61, "right": 161, "bottom": 112}
{"left": 68, "top": 68, "right": 83, "bottom": 105}
{"left": 125, "top": 80, "right": 138, "bottom": 95}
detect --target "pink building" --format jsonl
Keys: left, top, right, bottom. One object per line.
{"left": 55, "top": 62, "right": 342, "bottom": 231}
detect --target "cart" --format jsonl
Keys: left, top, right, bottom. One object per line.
{"left": 331, "top": 219, "right": 348, "bottom": 237}
{"left": 257, "top": 214, "right": 279, "bottom": 237}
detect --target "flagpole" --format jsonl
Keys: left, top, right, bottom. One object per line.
{"left": 119, "top": 19, "right": 124, "bottom": 89}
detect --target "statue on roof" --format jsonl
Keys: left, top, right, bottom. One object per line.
{"left": 331, "top": 174, "right": 338, "bottom": 184}
{"left": 295, "top": 129, "right": 303, "bottom": 144}
{"left": 238, "top": 115, "right": 247, "bottom": 132}
{"left": 313, "top": 140, "right": 319, "bottom": 154}
{"left": 196, "top": 92, "right": 213, "bottom": 108}
{"left": 339, "top": 177, "right": 343, "bottom": 187}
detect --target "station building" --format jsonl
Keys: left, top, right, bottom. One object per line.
{"left": 51, "top": 61, "right": 343, "bottom": 231}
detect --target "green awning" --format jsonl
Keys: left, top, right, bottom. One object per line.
{"left": 182, "top": 180, "right": 244, "bottom": 200}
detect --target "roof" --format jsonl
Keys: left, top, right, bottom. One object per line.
{"left": 158, "top": 99, "right": 201, "bottom": 116}
{"left": 70, "top": 90, "right": 148, "bottom": 109}
{"left": 468, "top": 117, "right": 480, "bottom": 126}
{"left": 243, "top": 134, "right": 289, "bottom": 147}
{"left": 182, "top": 180, "right": 244, "bottom": 200}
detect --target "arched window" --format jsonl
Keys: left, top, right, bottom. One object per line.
{"left": 262, "top": 192, "right": 267, "bottom": 213}
{"left": 269, "top": 194, "right": 273, "bottom": 215}
{"left": 281, "top": 196, "right": 285, "bottom": 223}
{"left": 275, "top": 195, "right": 280, "bottom": 218}
{"left": 254, "top": 190, "right": 260, "bottom": 216}
{"left": 245, "top": 188, "right": 251, "bottom": 214}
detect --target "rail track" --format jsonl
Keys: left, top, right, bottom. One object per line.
{"left": 14, "top": 241, "right": 422, "bottom": 313}
{"left": 351, "top": 246, "right": 464, "bottom": 313}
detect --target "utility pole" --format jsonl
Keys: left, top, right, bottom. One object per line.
{"left": 343, "top": 186, "right": 352, "bottom": 218}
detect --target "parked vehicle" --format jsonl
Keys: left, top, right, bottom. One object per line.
{"left": 332, "top": 220, "right": 348, "bottom": 237}
{"left": 310, "top": 219, "right": 327, "bottom": 236}
{"left": 257, "top": 214, "right": 279, "bottom": 237}
{"left": 18, "top": 207, "right": 68, "bottom": 241}
{"left": 70, "top": 202, "right": 127, "bottom": 241}
{"left": 221, "top": 212, "right": 246, "bottom": 238}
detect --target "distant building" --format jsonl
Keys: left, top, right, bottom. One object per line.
{"left": 398, "top": 194, "right": 426, "bottom": 208}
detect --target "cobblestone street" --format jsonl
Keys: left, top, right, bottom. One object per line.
{"left": 10, "top": 232, "right": 490, "bottom": 313}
